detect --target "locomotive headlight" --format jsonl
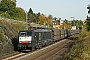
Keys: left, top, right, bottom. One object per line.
{"left": 28, "top": 41, "right": 31, "bottom": 43}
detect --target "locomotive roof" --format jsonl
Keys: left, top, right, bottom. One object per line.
{"left": 19, "top": 29, "right": 52, "bottom": 32}
{"left": 34, "top": 29, "right": 52, "bottom": 32}
{"left": 19, "top": 30, "right": 33, "bottom": 32}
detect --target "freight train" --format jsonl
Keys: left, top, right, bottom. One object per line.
{"left": 17, "top": 29, "right": 79, "bottom": 51}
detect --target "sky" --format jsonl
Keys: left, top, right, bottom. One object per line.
{"left": 16, "top": 0, "right": 90, "bottom": 20}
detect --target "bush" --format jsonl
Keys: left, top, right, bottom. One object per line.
{"left": 64, "top": 31, "right": 90, "bottom": 60}
{"left": 78, "top": 31, "right": 87, "bottom": 41}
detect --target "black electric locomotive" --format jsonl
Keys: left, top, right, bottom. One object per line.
{"left": 17, "top": 29, "right": 52, "bottom": 51}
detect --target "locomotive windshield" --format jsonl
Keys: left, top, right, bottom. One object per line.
{"left": 19, "top": 31, "right": 32, "bottom": 36}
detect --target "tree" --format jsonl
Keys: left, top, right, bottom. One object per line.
{"left": 38, "top": 14, "right": 53, "bottom": 27}
{"left": 71, "top": 20, "right": 75, "bottom": 26}
{"left": 86, "top": 20, "right": 90, "bottom": 31}
{"left": 28, "top": 8, "right": 33, "bottom": 15}
{"left": 38, "top": 14, "right": 46, "bottom": 25}
{"left": 27, "top": 8, "right": 34, "bottom": 19}
{"left": 87, "top": 4, "right": 90, "bottom": 14}
{"left": 48, "top": 14, "right": 53, "bottom": 19}
{"left": 64, "top": 19, "right": 68, "bottom": 24}
{"left": 27, "top": 8, "right": 41, "bottom": 23}
{"left": 76, "top": 20, "right": 79, "bottom": 29}
{"left": 86, "top": 4, "right": 90, "bottom": 31}
{"left": 0, "top": 0, "right": 16, "bottom": 14}
{"left": 47, "top": 16, "right": 53, "bottom": 27}
{"left": 35, "top": 12, "right": 40, "bottom": 23}
{"left": 0, "top": 0, "right": 26, "bottom": 21}
{"left": 62, "top": 21, "right": 71, "bottom": 29}
{"left": 14, "top": 7, "right": 26, "bottom": 20}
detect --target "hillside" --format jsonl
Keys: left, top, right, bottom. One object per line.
{"left": 63, "top": 31, "right": 90, "bottom": 60}
{"left": 0, "top": 18, "right": 26, "bottom": 57}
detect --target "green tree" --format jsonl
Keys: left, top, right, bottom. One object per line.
{"left": 0, "top": 0, "right": 16, "bottom": 17}
{"left": 86, "top": 4, "right": 90, "bottom": 31}
{"left": 13, "top": 7, "right": 26, "bottom": 21}
{"left": 27, "top": 8, "right": 41, "bottom": 23}
{"left": 27, "top": 8, "right": 34, "bottom": 19}
{"left": 28, "top": 8, "right": 33, "bottom": 15}
{"left": 0, "top": 0, "right": 16, "bottom": 11}
{"left": 27, "top": 8, "right": 37, "bottom": 23}
{"left": 86, "top": 19, "right": 90, "bottom": 31}
{"left": 0, "top": 0, "right": 26, "bottom": 21}
{"left": 35, "top": 12, "right": 40, "bottom": 23}
{"left": 87, "top": 4, "right": 90, "bottom": 14}
{"left": 78, "top": 20, "right": 83, "bottom": 30}
{"left": 48, "top": 14, "right": 53, "bottom": 19}
{"left": 71, "top": 20, "right": 76, "bottom": 26}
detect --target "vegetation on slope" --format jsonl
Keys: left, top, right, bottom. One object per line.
{"left": 0, "top": 18, "right": 26, "bottom": 57}
{"left": 64, "top": 31, "right": 90, "bottom": 60}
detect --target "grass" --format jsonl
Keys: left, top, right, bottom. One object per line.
{"left": 0, "top": 51, "right": 16, "bottom": 57}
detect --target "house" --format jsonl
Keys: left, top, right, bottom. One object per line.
{"left": 52, "top": 17, "right": 64, "bottom": 29}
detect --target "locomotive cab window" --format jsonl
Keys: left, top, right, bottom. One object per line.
{"left": 19, "top": 32, "right": 27, "bottom": 36}
{"left": 19, "top": 31, "right": 32, "bottom": 36}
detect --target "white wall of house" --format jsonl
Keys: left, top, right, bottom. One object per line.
{"left": 71, "top": 26, "right": 76, "bottom": 30}
{"left": 60, "top": 20, "right": 63, "bottom": 25}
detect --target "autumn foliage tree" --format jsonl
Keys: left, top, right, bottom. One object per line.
{"left": 59, "top": 21, "right": 72, "bottom": 29}
{"left": 38, "top": 14, "right": 46, "bottom": 25}
{"left": 47, "top": 15, "right": 53, "bottom": 27}
{"left": 38, "top": 14, "right": 53, "bottom": 27}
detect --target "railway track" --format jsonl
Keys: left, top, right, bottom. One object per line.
{"left": 1, "top": 34, "right": 78, "bottom": 60}
{"left": 1, "top": 52, "right": 26, "bottom": 60}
